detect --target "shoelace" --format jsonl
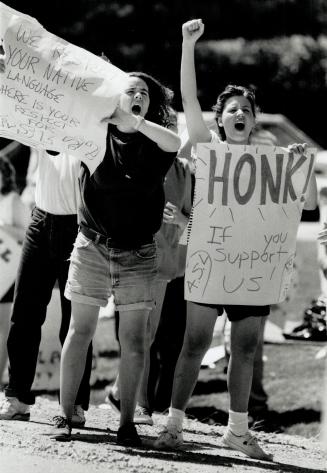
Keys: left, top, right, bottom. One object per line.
{"left": 242, "top": 432, "right": 257, "bottom": 446}
{"left": 0, "top": 399, "right": 12, "bottom": 409}
{"left": 135, "top": 407, "right": 151, "bottom": 416}
{"left": 52, "top": 416, "right": 69, "bottom": 428}
{"left": 163, "top": 427, "right": 182, "bottom": 439}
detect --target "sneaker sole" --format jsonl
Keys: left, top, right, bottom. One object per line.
{"left": 154, "top": 441, "right": 184, "bottom": 450}
{"left": 116, "top": 438, "right": 142, "bottom": 447}
{"left": 133, "top": 417, "right": 154, "bottom": 426}
{"left": 222, "top": 435, "right": 273, "bottom": 461}
{"left": 0, "top": 412, "right": 30, "bottom": 421}
{"left": 71, "top": 420, "right": 86, "bottom": 428}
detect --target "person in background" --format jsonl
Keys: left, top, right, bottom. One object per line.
{"left": 0, "top": 149, "right": 93, "bottom": 426}
{"left": 0, "top": 155, "right": 30, "bottom": 388}
{"left": 0, "top": 54, "right": 93, "bottom": 425}
{"left": 107, "top": 146, "right": 193, "bottom": 426}
{"left": 284, "top": 186, "right": 327, "bottom": 342}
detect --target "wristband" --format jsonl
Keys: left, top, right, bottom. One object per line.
{"left": 134, "top": 115, "right": 145, "bottom": 131}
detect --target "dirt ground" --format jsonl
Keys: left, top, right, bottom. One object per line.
{"left": 0, "top": 395, "right": 326, "bottom": 473}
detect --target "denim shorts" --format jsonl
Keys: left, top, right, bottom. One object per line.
{"left": 65, "top": 232, "right": 158, "bottom": 311}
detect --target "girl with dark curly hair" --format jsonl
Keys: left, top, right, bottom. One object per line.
{"left": 53, "top": 71, "right": 180, "bottom": 445}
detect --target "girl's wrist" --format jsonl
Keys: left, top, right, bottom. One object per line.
{"left": 134, "top": 115, "right": 145, "bottom": 131}
{"left": 182, "top": 39, "right": 196, "bottom": 48}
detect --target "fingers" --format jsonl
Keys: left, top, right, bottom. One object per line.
{"left": 182, "top": 19, "right": 204, "bottom": 39}
{"left": 100, "top": 117, "right": 112, "bottom": 124}
{"left": 165, "top": 202, "right": 177, "bottom": 211}
{"left": 0, "top": 58, "right": 5, "bottom": 73}
{"left": 163, "top": 202, "right": 179, "bottom": 225}
{"left": 317, "top": 227, "right": 327, "bottom": 244}
{"left": 288, "top": 142, "right": 308, "bottom": 156}
{"left": 186, "top": 19, "right": 203, "bottom": 32}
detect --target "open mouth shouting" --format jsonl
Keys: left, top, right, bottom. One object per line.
{"left": 234, "top": 121, "right": 245, "bottom": 131}
{"left": 132, "top": 104, "right": 142, "bottom": 115}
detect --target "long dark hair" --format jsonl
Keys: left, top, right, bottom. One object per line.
{"left": 212, "top": 84, "right": 257, "bottom": 140}
{"left": 0, "top": 155, "right": 17, "bottom": 195}
{"left": 128, "top": 72, "right": 175, "bottom": 128}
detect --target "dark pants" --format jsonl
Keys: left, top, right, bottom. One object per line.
{"left": 149, "top": 276, "right": 187, "bottom": 412}
{"left": 5, "top": 207, "right": 92, "bottom": 410}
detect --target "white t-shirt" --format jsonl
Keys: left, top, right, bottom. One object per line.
{"left": 34, "top": 149, "right": 81, "bottom": 215}
{"left": 0, "top": 191, "right": 16, "bottom": 225}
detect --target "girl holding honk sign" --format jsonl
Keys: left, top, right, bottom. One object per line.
{"left": 154, "top": 18, "right": 318, "bottom": 461}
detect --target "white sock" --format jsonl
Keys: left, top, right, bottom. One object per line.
{"left": 167, "top": 407, "right": 185, "bottom": 430}
{"left": 228, "top": 409, "right": 248, "bottom": 436}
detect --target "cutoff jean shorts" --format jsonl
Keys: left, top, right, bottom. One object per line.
{"left": 65, "top": 231, "right": 158, "bottom": 312}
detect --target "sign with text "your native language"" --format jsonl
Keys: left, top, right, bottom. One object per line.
{"left": 0, "top": 2, "right": 128, "bottom": 174}
{"left": 185, "top": 143, "right": 316, "bottom": 305}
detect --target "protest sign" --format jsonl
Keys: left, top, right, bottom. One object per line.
{"left": 185, "top": 143, "right": 316, "bottom": 305}
{"left": 0, "top": 2, "right": 128, "bottom": 173}
{"left": 0, "top": 226, "right": 22, "bottom": 299}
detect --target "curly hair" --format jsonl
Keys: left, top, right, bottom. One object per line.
{"left": 0, "top": 154, "right": 17, "bottom": 195}
{"left": 128, "top": 72, "right": 175, "bottom": 128}
{"left": 212, "top": 84, "right": 257, "bottom": 141}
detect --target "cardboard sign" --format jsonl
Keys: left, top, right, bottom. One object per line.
{"left": 185, "top": 143, "right": 316, "bottom": 305}
{"left": 0, "top": 226, "right": 22, "bottom": 298}
{"left": 0, "top": 2, "right": 128, "bottom": 173}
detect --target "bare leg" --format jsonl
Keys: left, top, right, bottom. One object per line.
{"left": 171, "top": 301, "right": 217, "bottom": 411}
{"left": 228, "top": 316, "right": 266, "bottom": 412}
{"left": 60, "top": 301, "right": 99, "bottom": 420}
{"left": 118, "top": 308, "right": 150, "bottom": 426}
{"left": 0, "top": 303, "right": 11, "bottom": 385}
{"left": 249, "top": 319, "right": 268, "bottom": 412}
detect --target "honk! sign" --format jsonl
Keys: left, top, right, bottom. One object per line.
{"left": 185, "top": 143, "right": 316, "bottom": 305}
{"left": 0, "top": 2, "right": 128, "bottom": 173}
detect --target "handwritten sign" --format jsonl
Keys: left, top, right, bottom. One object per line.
{"left": 0, "top": 227, "right": 22, "bottom": 299}
{"left": 185, "top": 143, "right": 316, "bottom": 305}
{"left": 0, "top": 2, "right": 128, "bottom": 173}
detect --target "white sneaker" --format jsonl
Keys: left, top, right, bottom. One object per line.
{"left": 71, "top": 405, "right": 86, "bottom": 427}
{"left": 0, "top": 396, "right": 30, "bottom": 421}
{"left": 134, "top": 405, "right": 154, "bottom": 426}
{"left": 222, "top": 429, "right": 273, "bottom": 461}
{"left": 154, "top": 426, "right": 183, "bottom": 450}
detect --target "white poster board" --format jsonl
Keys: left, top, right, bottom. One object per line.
{"left": 0, "top": 227, "right": 21, "bottom": 299}
{"left": 0, "top": 2, "right": 128, "bottom": 173}
{"left": 185, "top": 143, "right": 316, "bottom": 305}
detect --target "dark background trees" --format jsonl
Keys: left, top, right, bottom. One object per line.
{"left": 5, "top": 0, "right": 327, "bottom": 146}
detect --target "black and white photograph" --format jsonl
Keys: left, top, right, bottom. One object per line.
{"left": 0, "top": 1, "right": 326, "bottom": 472}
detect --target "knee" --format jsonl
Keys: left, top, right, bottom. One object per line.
{"left": 183, "top": 333, "right": 212, "bottom": 358}
{"left": 120, "top": 333, "right": 146, "bottom": 357}
{"left": 232, "top": 336, "right": 258, "bottom": 361}
{"left": 68, "top": 324, "right": 94, "bottom": 344}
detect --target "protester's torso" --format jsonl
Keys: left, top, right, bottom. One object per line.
{"left": 155, "top": 157, "right": 193, "bottom": 279}
{"left": 79, "top": 125, "right": 176, "bottom": 247}
{"left": 35, "top": 151, "right": 80, "bottom": 215}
